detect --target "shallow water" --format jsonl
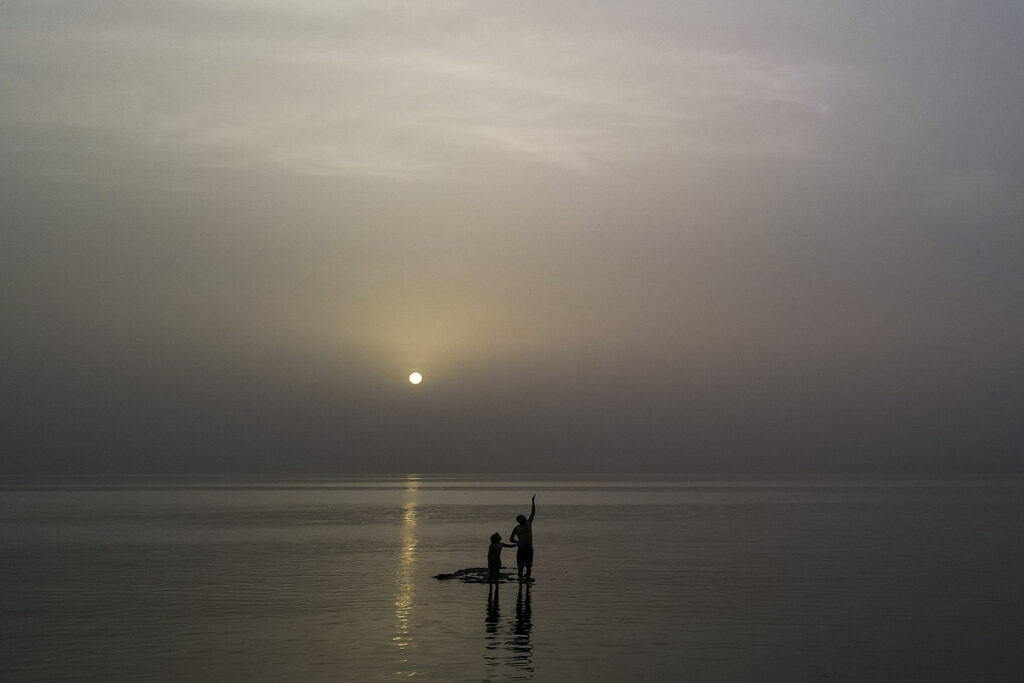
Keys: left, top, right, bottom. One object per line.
{"left": 2, "top": 476, "right": 1023, "bottom": 681}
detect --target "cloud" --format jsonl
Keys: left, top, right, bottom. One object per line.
{"left": 2, "top": 1, "right": 840, "bottom": 181}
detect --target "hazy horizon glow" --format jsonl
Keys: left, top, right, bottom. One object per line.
{"left": 3, "top": 1, "right": 1023, "bottom": 474}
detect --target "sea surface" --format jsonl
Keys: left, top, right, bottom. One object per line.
{"left": 2, "top": 475, "right": 1023, "bottom": 681}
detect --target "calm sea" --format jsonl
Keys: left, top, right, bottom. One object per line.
{"left": 2, "top": 475, "right": 1023, "bottom": 681}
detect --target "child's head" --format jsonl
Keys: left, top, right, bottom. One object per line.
{"left": 490, "top": 532, "right": 501, "bottom": 543}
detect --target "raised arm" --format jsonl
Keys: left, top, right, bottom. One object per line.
{"left": 528, "top": 494, "right": 536, "bottom": 524}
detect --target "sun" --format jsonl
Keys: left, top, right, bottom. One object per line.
{"left": 408, "top": 371, "right": 423, "bottom": 385}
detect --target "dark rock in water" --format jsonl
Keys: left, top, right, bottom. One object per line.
{"left": 433, "top": 567, "right": 501, "bottom": 583}
{"left": 433, "top": 567, "right": 534, "bottom": 584}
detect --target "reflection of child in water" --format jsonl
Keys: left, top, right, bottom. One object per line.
{"left": 488, "top": 533, "right": 518, "bottom": 586}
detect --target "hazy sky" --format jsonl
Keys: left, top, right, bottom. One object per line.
{"left": 3, "top": 1, "right": 1023, "bottom": 475}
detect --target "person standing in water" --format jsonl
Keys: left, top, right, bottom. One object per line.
{"left": 510, "top": 494, "right": 536, "bottom": 581}
{"left": 487, "top": 533, "right": 517, "bottom": 587}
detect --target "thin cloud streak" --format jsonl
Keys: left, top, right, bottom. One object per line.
{"left": 2, "top": 1, "right": 839, "bottom": 179}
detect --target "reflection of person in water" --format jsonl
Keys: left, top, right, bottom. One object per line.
{"left": 514, "top": 583, "right": 532, "bottom": 639}
{"left": 509, "top": 494, "right": 536, "bottom": 581}
{"left": 483, "top": 579, "right": 533, "bottom": 677}
{"left": 483, "top": 584, "right": 501, "bottom": 674}
{"left": 485, "top": 587, "right": 500, "bottom": 632}
{"left": 487, "top": 533, "right": 518, "bottom": 587}
{"left": 508, "top": 582, "right": 533, "bottom": 674}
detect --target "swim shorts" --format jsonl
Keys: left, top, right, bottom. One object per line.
{"left": 516, "top": 544, "right": 534, "bottom": 568}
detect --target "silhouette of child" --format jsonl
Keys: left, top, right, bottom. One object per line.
{"left": 487, "top": 533, "right": 517, "bottom": 586}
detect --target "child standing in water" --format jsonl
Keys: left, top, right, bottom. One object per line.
{"left": 487, "top": 533, "right": 517, "bottom": 586}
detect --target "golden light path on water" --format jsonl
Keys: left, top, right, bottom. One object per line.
{"left": 392, "top": 475, "right": 419, "bottom": 669}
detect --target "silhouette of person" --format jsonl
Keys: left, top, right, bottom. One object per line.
{"left": 487, "top": 532, "right": 517, "bottom": 587}
{"left": 509, "top": 494, "right": 536, "bottom": 581}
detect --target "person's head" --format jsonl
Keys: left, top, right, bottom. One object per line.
{"left": 490, "top": 532, "right": 501, "bottom": 543}
{"left": 516, "top": 514, "right": 527, "bottom": 525}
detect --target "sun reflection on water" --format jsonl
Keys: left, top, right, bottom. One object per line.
{"left": 392, "top": 476, "right": 419, "bottom": 662}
